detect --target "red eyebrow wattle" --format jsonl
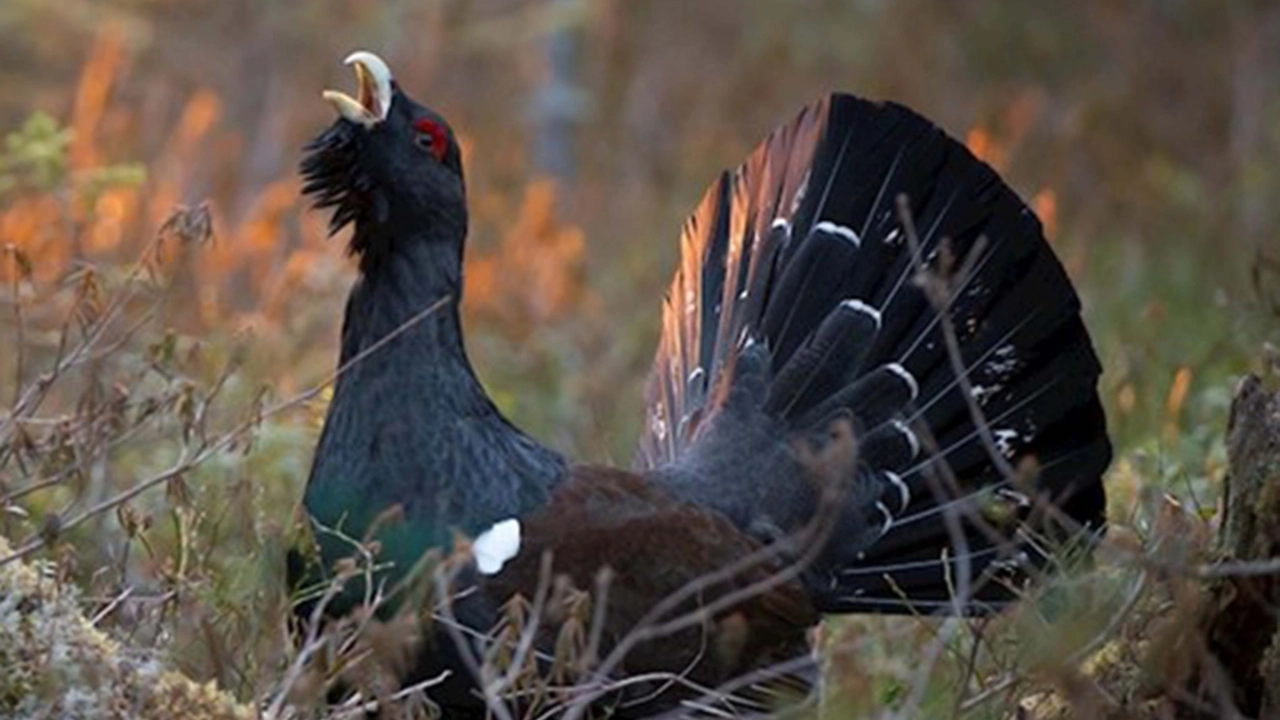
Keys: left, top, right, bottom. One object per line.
{"left": 414, "top": 118, "right": 448, "bottom": 162}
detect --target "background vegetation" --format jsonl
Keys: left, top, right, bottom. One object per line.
{"left": 1, "top": 0, "right": 1278, "bottom": 717}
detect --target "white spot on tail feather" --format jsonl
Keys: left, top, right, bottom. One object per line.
{"left": 986, "top": 344, "right": 1018, "bottom": 377}
{"left": 474, "top": 518, "right": 522, "bottom": 575}
{"left": 892, "top": 419, "right": 920, "bottom": 458}
{"left": 688, "top": 366, "right": 705, "bottom": 386}
{"left": 970, "top": 384, "right": 1003, "bottom": 403}
{"left": 885, "top": 363, "right": 918, "bottom": 400}
{"left": 992, "top": 428, "right": 1019, "bottom": 457}
{"left": 884, "top": 228, "right": 901, "bottom": 244}
{"left": 885, "top": 470, "right": 910, "bottom": 511}
{"left": 875, "top": 501, "right": 893, "bottom": 534}
{"left": 997, "top": 487, "right": 1031, "bottom": 508}
{"left": 770, "top": 217, "right": 791, "bottom": 234}
{"left": 813, "top": 220, "right": 861, "bottom": 247}
{"left": 791, "top": 173, "right": 810, "bottom": 214}
{"left": 989, "top": 551, "right": 1030, "bottom": 574}
{"left": 840, "top": 299, "right": 881, "bottom": 328}
{"left": 650, "top": 405, "right": 667, "bottom": 442}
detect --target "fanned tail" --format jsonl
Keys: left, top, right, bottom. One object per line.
{"left": 637, "top": 94, "right": 1110, "bottom": 614}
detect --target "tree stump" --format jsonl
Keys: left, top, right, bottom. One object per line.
{"left": 1196, "top": 374, "right": 1280, "bottom": 716}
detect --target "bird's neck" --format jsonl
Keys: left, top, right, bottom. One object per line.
{"left": 305, "top": 223, "right": 565, "bottom": 575}
{"left": 343, "top": 228, "right": 470, "bottom": 367}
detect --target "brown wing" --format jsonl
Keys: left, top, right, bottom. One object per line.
{"left": 480, "top": 464, "right": 817, "bottom": 715}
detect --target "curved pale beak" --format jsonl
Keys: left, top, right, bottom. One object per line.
{"left": 322, "top": 51, "right": 394, "bottom": 127}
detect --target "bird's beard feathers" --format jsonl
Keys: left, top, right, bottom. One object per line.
{"left": 299, "top": 121, "right": 389, "bottom": 260}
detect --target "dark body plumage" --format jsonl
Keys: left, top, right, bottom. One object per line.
{"left": 295, "top": 64, "right": 1110, "bottom": 718}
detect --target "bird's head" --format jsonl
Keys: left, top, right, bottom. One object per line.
{"left": 301, "top": 51, "right": 465, "bottom": 269}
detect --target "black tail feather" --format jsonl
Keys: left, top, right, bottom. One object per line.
{"left": 765, "top": 297, "right": 880, "bottom": 417}
{"left": 638, "top": 94, "right": 1110, "bottom": 615}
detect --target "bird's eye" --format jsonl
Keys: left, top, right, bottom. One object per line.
{"left": 413, "top": 118, "right": 448, "bottom": 162}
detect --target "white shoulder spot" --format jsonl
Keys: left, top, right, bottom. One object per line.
{"left": 473, "top": 518, "right": 522, "bottom": 575}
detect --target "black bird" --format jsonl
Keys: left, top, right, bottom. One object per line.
{"left": 294, "top": 51, "right": 1110, "bottom": 717}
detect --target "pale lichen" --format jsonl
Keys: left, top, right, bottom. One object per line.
{"left": 0, "top": 537, "right": 253, "bottom": 720}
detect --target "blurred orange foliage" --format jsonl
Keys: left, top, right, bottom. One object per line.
{"left": 1164, "top": 366, "right": 1193, "bottom": 441}
{"left": 965, "top": 126, "right": 1001, "bottom": 169}
{"left": 1034, "top": 188, "right": 1058, "bottom": 241}
{"left": 1, "top": 0, "right": 1273, "bottom": 464}
{"left": 70, "top": 22, "right": 126, "bottom": 171}
{"left": 467, "top": 179, "right": 588, "bottom": 330}
{"left": 3, "top": 22, "right": 596, "bottom": 347}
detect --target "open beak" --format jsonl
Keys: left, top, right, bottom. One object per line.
{"left": 322, "top": 51, "right": 393, "bottom": 128}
